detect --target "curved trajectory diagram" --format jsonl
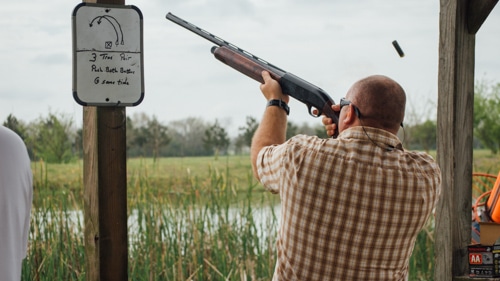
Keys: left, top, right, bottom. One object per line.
{"left": 89, "top": 15, "right": 124, "bottom": 46}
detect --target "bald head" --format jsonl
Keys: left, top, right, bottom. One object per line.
{"left": 346, "top": 75, "right": 406, "bottom": 132}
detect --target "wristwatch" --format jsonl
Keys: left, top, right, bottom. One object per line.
{"left": 267, "top": 99, "right": 290, "bottom": 115}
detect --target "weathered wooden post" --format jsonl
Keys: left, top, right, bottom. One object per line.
{"left": 435, "top": 0, "right": 497, "bottom": 280}
{"left": 83, "top": 106, "right": 100, "bottom": 281}
{"left": 83, "top": 105, "right": 127, "bottom": 281}
{"left": 82, "top": 0, "right": 128, "bottom": 275}
{"left": 73, "top": 0, "right": 144, "bottom": 279}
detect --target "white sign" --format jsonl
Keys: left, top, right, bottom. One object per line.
{"left": 72, "top": 3, "right": 144, "bottom": 106}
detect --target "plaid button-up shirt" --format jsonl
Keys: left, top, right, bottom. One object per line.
{"left": 256, "top": 126, "right": 441, "bottom": 281}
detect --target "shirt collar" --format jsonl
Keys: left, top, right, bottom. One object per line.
{"left": 338, "top": 126, "right": 403, "bottom": 151}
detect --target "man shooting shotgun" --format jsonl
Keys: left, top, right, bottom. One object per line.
{"left": 166, "top": 13, "right": 441, "bottom": 281}
{"left": 166, "top": 12, "right": 339, "bottom": 136}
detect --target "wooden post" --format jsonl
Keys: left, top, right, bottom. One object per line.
{"left": 84, "top": 107, "right": 127, "bottom": 281}
{"left": 96, "top": 106, "right": 127, "bottom": 281}
{"left": 435, "top": 0, "right": 497, "bottom": 280}
{"left": 83, "top": 0, "right": 128, "bottom": 280}
{"left": 435, "top": 0, "right": 475, "bottom": 279}
{"left": 84, "top": 106, "right": 100, "bottom": 281}
{"left": 467, "top": 0, "right": 498, "bottom": 34}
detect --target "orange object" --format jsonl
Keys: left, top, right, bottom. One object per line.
{"left": 486, "top": 171, "right": 500, "bottom": 222}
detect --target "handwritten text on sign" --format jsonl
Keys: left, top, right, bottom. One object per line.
{"left": 72, "top": 3, "right": 144, "bottom": 106}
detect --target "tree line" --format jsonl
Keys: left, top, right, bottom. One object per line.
{"left": 3, "top": 80, "right": 499, "bottom": 163}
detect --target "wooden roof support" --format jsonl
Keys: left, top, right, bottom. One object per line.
{"left": 467, "top": 0, "right": 498, "bottom": 34}
{"left": 436, "top": 0, "right": 497, "bottom": 280}
{"left": 435, "top": 0, "right": 475, "bottom": 279}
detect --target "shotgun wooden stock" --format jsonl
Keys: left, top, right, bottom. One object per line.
{"left": 211, "top": 46, "right": 283, "bottom": 84}
{"left": 212, "top": 46, "right": 338, "bottom": 126}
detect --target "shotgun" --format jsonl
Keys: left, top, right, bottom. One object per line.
{"left": 166, "top": 13, "right": 339, "bottom": 132}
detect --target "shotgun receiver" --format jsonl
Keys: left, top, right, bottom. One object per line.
{"left": 166, "top": 13, "right": 339, "bottom": 130}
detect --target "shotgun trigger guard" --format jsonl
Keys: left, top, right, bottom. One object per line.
{"left": 308, "top": 105, "right": 321, "bottom": 118}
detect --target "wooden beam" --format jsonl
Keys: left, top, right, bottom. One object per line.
{"left": 84, "top": 106, "right": 127, "bottom": 281}
{"left": 467, "top": 0, "right": 498, "bottom": 34}
{"left": 436, "top": 0, "right": 475, "bottom": 279}
{"left": 83, "top": 106, "right": 99, "bottom": 281}
{"left": 96, "top": 106, "right": 127, "bottom": 281}
{"left": 82, "top": 5, "right": 99, "bottom": 281}
{"left": 82, "top": 0, "right": 128, "bottom": 280}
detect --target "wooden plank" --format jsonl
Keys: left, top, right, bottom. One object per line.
{"left": 97, "top": 106, "right": 127, "bottom": 281}
{"left": 84, "top": 106, "right": 128, "bottom": 281}
{"left": 83, "top": 106, "right": 99, "bottom": 281}
{"left": 436, "top": 0, "right": 476, "bottom": 279}
{"left": 467, "top": 0, "right": 498, "bottom": 34}
{"left": 82, "top": 5, "right": 99, "bottom": 281}
{"left": 82, "top": 0, "right": 128, "bottom": 279}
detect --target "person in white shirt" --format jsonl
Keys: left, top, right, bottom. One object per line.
{"left": 0, "top": 126, "right": 33, "bottom": 281}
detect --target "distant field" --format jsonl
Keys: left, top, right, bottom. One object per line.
{"left": 31, "top": 150, "right": 500, "bottom": 207}
{"left": 25, "top": 151, "right": 500, "bottom": 280}
{"left": 32, "top": 150, "right": 500, "bottom": 206}
{"left": 473, "top": 149, "right": 500, "bottom": 174}
{"left": 32, "top": 155, "right": 261, "bottom": 208}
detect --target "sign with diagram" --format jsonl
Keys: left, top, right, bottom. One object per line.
{"left": 72, "top": 3, "right": 144, "bottom": 106}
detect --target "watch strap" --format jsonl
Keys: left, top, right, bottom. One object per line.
{"left": 267, "top": 99, "right": 290, "bottom": 115}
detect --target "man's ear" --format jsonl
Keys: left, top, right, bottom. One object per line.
{"left": 343, "top": 105, "right": 356, "bottom": 125}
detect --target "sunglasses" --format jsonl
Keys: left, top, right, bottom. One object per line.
{"left": 340, "top": 97, "right": 361, "bottom": 118}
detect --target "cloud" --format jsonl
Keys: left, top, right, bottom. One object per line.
{"left": 32, "top": 52, "right": 70, "bottom": 65}
{"left": 0, "top": 0, "right": 499, "bottom": 137}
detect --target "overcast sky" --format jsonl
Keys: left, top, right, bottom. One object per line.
{"left": 1, "top": 0, "right": 499, "bottom": 136}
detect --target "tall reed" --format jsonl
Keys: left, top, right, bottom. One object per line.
{"left": 25, "top": 157, "right": 436, "bottom": 280}
{"left": 26, "top": 160, "right": 279, "bottom": 280}
{"left": 127, "top": 163, "right": 279, "bottom": 280}
{"left": 23, "top": 187, "right": 85, "bottom": 280}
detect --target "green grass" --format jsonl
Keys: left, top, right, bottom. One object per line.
{"left": 473, "top": 149, "right": 500, "bottom": 174}
{"left": 27, "top": 155, "right": 279, "bottom": 280}
{"left": 24, "top": 151, "right": 500, "bottom": 280}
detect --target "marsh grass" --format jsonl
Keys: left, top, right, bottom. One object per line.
{"left": 473, "top": 149, "right": 500, "bottom": 174}
{"left": 126, "top": 162, "right": 279, "bottom": 280}
{"left": 26, "top": 156, "right": 279, "bottom": 280}
{"left": 24, "top": 152, "right": 500, "bottom": 280}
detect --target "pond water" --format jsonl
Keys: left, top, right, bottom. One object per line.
{"left": 33, "top": 204, "right": 281, "bottom": 243}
